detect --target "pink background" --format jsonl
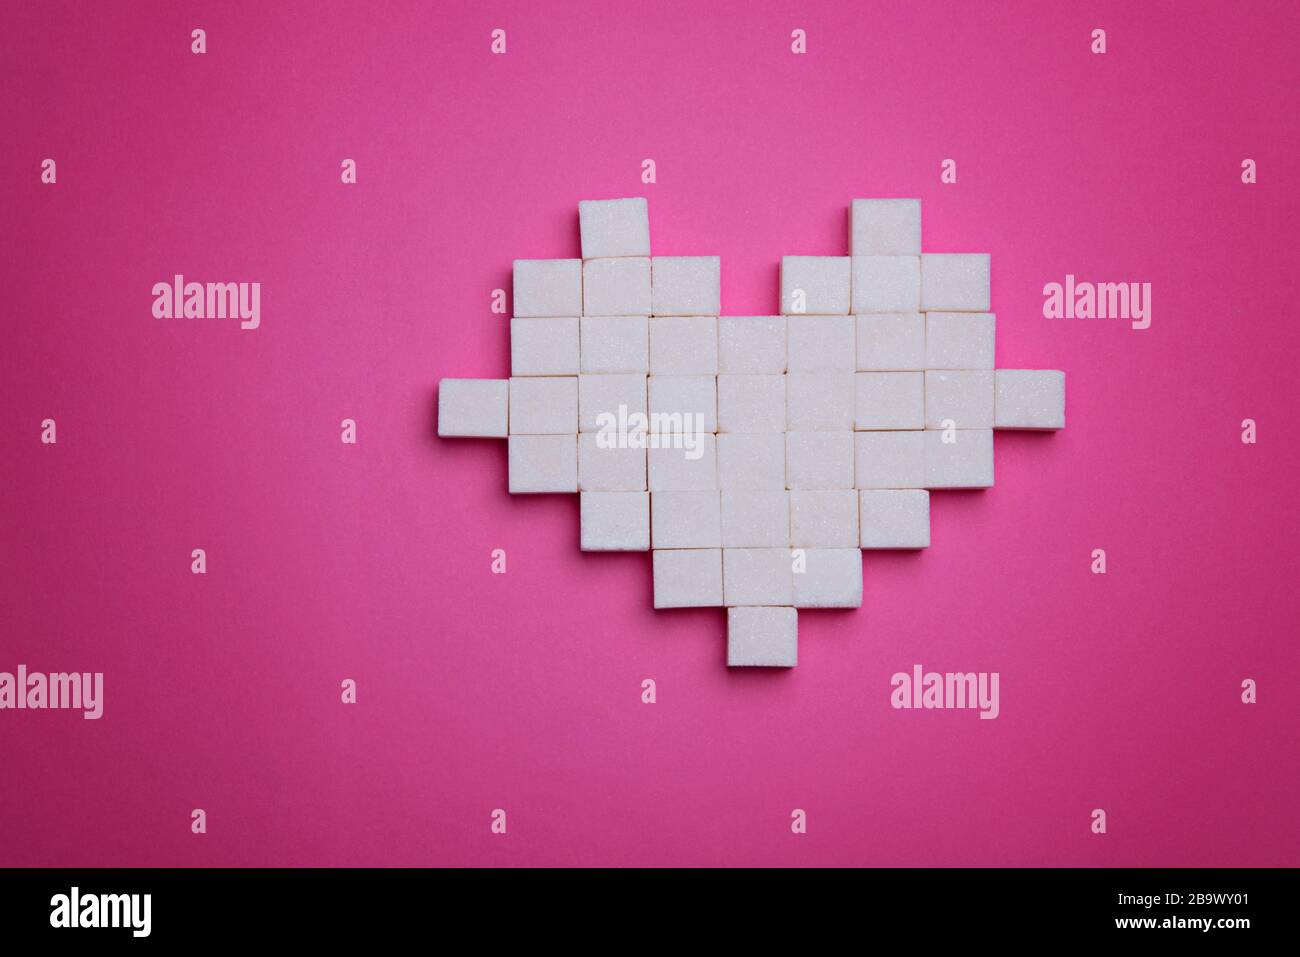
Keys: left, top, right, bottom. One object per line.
{"left": 3, "top": 0, "right": 1298, "bottom": 867}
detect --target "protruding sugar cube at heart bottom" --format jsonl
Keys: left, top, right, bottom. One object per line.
{"left": 653, "top": 548, "right": 724, "bottom": 608}
{"left": 995, "top": 370, "right": 1065, "bottom": 430}
{"left": 580, "top": 491, "right": 649, "bottom": 551}
{"left": 858, "top": 489, "right": 930, "bottom": 548}
{"left": 437, "top": 378, "right": 508, "bottom": 438}
{"left": 508, "top": 435, "right": 578, "bottom": 493}
{"left": 579, "top": 197, "right": 651, "bottom": 259}
{"left": 793, "top": 549, "right": 862, "bottom": 608}
{"left": 727, "top": 607, "right": 798, "bottom": 668}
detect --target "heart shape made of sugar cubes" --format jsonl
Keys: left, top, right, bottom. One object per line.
{"left": 437, "top": 197, "right": 1065, "bottom": 668}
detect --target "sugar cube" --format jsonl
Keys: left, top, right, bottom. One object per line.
{"left": 786, "top": 372, "right": 855, "bottom": 431}
{"left": 785, "top": 432, "right": 855, "bottom": 489}
{"left": 508, "top": 376, "right": 578, "bottom": 434}
{"left": 780, "top": 256, "right": 851, "bottom": 315}
{"left": 718, "top": 316, "right": 786, "bottom": 373}
{"left": 925, "top": 313, "right": 995, "bottom": 370}
{"left": 511, "top": 318, "right": 580, "bottom": 377}
{"left": 653, "top": 548, "right": 724, "bottom": 608}
{"left": 856, "top": 313, "right": 925, "bottom": 371}
{"left": 924, "top": 370, "right": 995, "bottom": 430}
{"left": 727, "top": 607, "right": 798, "bottom": 668}
{"left": 923, "top": 428, "right": 994, "bottom": 488}
{"left": 786, "top": 316, "right": 856, "bottom": 371}
{"left": 793, "top": 549, "right": 862, "bottom": 608}
{"left": 723, "top": 548, "right": 794, "bottom": 606}
{"left": 858, "top": 489, "right": 930, "bottom": 548}
{"left": 582, "top": 257, "right": 651, "bottom": 316}
{"left": 788, "top": 489, "right": 859, "bottom": 548}
{"left": 578, "top": 433, "right": 647, "bottom": 491}
{"left": 851, "top": 199, "right": 921, "bottom": 256}
{"left": 721, "top": 489, "right": 791, "bottom": 547}
{"left": 647, "top": 434, "right": 717, "bottom": 490}
{"left": 650, "top": 490, "right": 722, "bottom": 548}
{"left": 920, "top": 254, "right": 990, "bottom": 312}
{"left": 649, "top": 316, "right": 718, "bottom": 374}
{"left": 717, "top": 433, "right": 786, "bottom": 489}
{"left": 717, "top": 374, "right": 785, "bottom": 433}
{"left": 580, "top": 491, "right": 650, "bottom": 551}
{"left": 651, "top": 257, "right": 721, "bottom": 316}
{"left": 648, "top": 374, "right": 717, "bottom": 434}
{"left": 579, "top": 198, "right": 650, "bottom": 259}
{"left": 437, "top": 378, "right": 508, "bottom": 438}
{"left": 508, "top": 434, "right": 578, "bottom": 493}
{"left": 578, "top": 374, "right": 647, "bottom": 432}
{"left": 579, "top": 316, "right": 648, "bottom": 374}
{"left": 513, "top": 259, "right": 582, "bottom": 318}
{"left": 851, "top": 256, "right": 920, "bottom": 313}
{"left": 994, "top": 370, "right": 1065, "bottom": 430}
{"left": 854, "top": 431, "right": 925, "bottom": 489}
{"left": 855, "top": 371, "right": 925, "bottom": 430}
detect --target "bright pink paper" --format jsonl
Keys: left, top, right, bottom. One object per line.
{"left": 2, "top": 0, "right": 1297, "bottom": 867}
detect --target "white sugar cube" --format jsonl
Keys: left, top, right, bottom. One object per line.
{"left": 994, "top": 370, "right": 1065, "bottom": 430}
{"left": 858, "top": 489, "right": 930, "bottom": 548}
{"left": 793, "top": 549, "right": 862, "bottom": 608}
{"left": 851, "top": 199, "right": 921, "bottom": 256}
{"left": 786, "top": 372, "right": 855, "bottom": 430}
{"left": 781, "top": 256, "right": 851, "bottom": 315}
{"left": 717, "top": 374, "right": 785, "bottom": 433}
{"left": 508, "top": 434, "right": 578, "bottom": 493}
{"left": 508, "top": 376, "right": 578, "bottom": 434}
{"left": 510, "top": 318, "right": 579, "bottom": 376}
{"left": 582, "top": 257, "right": 651, "bottom": 317}
{"left": 786, "top": 316, "right": 856, "bottom": 371}
{"left": 579, "top": 198, "right": 650, "bottom": 259}
{"left": 785, "top": 432, "right": 854, "bottom": 489}
{"left": 648, "top": 374, "right": 718, "bottom": 434}
{"left": 578, "top": 433, "right": 647, "bottom": 491}
{"left": 851, "top": 256, "right": 920, "bottom": 313}
{"left": 856, "top": 313, "right": 925, "bottom": 371}
{"left": 649, "top": 316, "right": 718, "bottom": 374}
{"left": 723, "top": 548, "right": 794, "bottom": 606}
{"left": 653, "top": 548, "right": 724, "bottom": 608}
{"left": 650, "top": 490, "right": 722, "bottom": 548}
{"left": 651, "top": 257, "right": 721, "bottom": 316}
{"left": 647, "top": 434, "right": 717, "bottom": 490}
{"left": 923, "top": 428, "right": 994, "bottom": 488}
{"left": 789, "top": 489, "right": 859, "bottom": 547}
{"left": 717, "top": 433, "right": 786, "bottom": 489}
{"left": 925, "top": 313, "right": 995, "bottom": 370}
{"left": 855, "top": 371, "right": 925, "bottom": 430}
{"left": 513, "top": 259, "right": 582, "bottom": 317}
{"left": 920, "top": 254, "right": 990, "bottom": 312}
{"left": 924, "top": 370, "right": 995, "bottom": 429}
{"left": 437, "top": 378, "right": 508, "bottom": 438}
{"left": 718, "top": 316, "right": 786, "bottom": 373}
{"left": 854, "top": 430, "right": 925, "bottom": 488}
{"left": 578, "top": 374, "right": 647, "bottom": 432}
{"left": 580, "top": 491, "right": 650, "bottom": 551}
{"left": 579, "top": 316, "right": 648, "bottom": 374}
{"left": 721, "top": 489, "right": 791, "bottom": 547}
{"left": 727, "top": 607, "right": 798, "bottom": 668}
